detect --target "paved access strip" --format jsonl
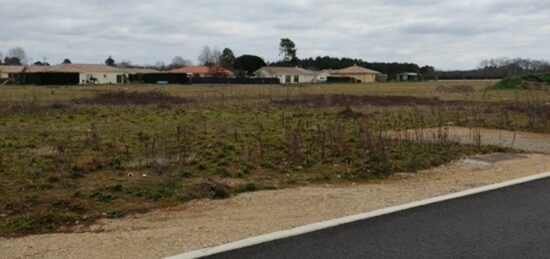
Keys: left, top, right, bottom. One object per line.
{"left": 184, "top": 174, "right": 550, "bottom": 258}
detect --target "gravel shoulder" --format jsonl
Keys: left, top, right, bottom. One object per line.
{"left": 1, "top": 152, "right": 549, "bottom": 259}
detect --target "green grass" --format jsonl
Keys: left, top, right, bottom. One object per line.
{"left": 493, "top": 74, "right": 550, "bottom": 90}
{"left": 0, "top": 80, "right": 548, "bottom": 236}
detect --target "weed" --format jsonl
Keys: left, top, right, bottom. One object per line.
{"left": 75, "top": 90, "right": 193, "bottom": 106}
{"left": 0, "top": 81, "right": 541, "bottom": 237}
{"left": 90, "top": 192, "right": 114, "bottom": 203}
{"left": 108, "top": 184, "right": 124, "bottom": 192}
{"left": 234, "top": 183, "right": 258, "bottom": 194}
{"left": 210, "top": 186, "right": 230, "bottom": 199}
{"left": 177, "top": 193, "right": 197, "bottom": 203}
{"left": 106, "top": 208, "right": 125, "bottom": 218}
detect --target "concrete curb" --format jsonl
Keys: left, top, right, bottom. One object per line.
{"left": 167, "top": 171, "right": 550, "bottom": 259}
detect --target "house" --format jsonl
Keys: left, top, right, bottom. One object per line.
{"left": 0, "top": 65, "right": 24, "bottom": 80}
{"left": 253, "top": 67, "right": 328, "bottom": 84}
{"left": 170, "top": 66, "right": 234, "bottom": 78}
{"left": 9, "top": 64, "right": 131, "bottom": 85}
{"left": 316, "top": 70, "right": 331, "bottom": 83}
{"left": 122, "top": 67, "right": 160, "bottom": 75}
{"left": 45, "top": 64, "right": 129, "bottom": 84}
{"left": 396, "top": 72, "right": 420, "bottom": 81}
{"left": 329, "top": 65, "right": 381, "bottom": 83}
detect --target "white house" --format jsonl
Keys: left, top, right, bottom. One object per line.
{"left": 44, "top": 64, "right": 129, "bottom": 84}
{"left": 254, "top": 66, "right": 328, "bottom": 84}
{"left": 0, "top": 65, "right": 24, "bottom": 80}
{"left": 396, "top": 72, "right": 420, "bottom": 81}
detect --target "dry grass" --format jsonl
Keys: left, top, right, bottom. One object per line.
{"left": 2, "top": 80, "right": 547, "bottom": 105}
{"left": 0, "top": 80, "right": 548, "bottom": 237}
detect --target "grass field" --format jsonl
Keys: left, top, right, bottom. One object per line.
{"left": 1, "top": 80, "right": 546, "bottom": 103}
{"left": 0, "top": 80, "right": 549, "bottom": 236}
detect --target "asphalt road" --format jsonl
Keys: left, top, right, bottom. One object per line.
{"left": 207, "top": 177, "right": 550, "bottom": 259}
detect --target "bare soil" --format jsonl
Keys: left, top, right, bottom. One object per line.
{"left": 393, "top": 126, "right": 550, "bottom": 153}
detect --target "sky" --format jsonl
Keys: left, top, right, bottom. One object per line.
{"left": 0, "top": 0, "right": 549, "bottom": 70}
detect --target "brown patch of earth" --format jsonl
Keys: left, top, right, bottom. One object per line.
{"left": 391, "top": 126, "right": 550, "bottom": 153}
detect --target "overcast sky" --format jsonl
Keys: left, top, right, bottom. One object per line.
{"left": 1, "top": 0, "right": 549, "bottom": 70}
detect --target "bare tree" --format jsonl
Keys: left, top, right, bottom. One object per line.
{"left": 8, "top": 47, "right": 28, "bottom": 64}
{"left": 171, "top": 56, "right": 193, "bottom": 68}
{"left": 198, "top": 45, "right": 222, "bottom": 66}
{"left": 198, "top": 46, "right": 214, "bottom": 66}
{"left": 212, "top": 47, "right": 222, "bottom": 66}
{"left": 118, "top": 60, "right": 132, "bottom": 68}
{"left": 0, "top": 51, "right": 3, "bottom": 64}
{"left": 155, "top": 61, "right": 166, "bottom": 70}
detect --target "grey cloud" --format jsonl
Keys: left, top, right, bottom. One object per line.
{"left": 0, "top": 0, "right": 549, "bottom": 69}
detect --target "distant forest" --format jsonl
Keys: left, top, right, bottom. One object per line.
{"left": 430, "top": 57, "right": 550, "bottom": 80}
{"left": 271, "top": 56, "right": 550, "bottom": 80}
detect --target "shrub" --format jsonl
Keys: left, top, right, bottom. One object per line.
{"left": 234, "top": 183, "right": 257, "bottom": 194}
{"left": 6, "top": 214, "right": 74, "bottom": 233}
{"left": 179, "top": 171, "right": 193, "bottom": 178}
{"left": 106, "top": 208, "right": 125, "bottom": 218}
{"left": 0, "top": 162, "right": 7, "bottom": 173}
{"left": 492, "top": 74, "right": 550, "bottom": 90}
{"left": 492, "top": 76, "right": 522, "bottom": 89}
{"left": 108, "top": 184, "right": 124, "bottom": 192}
{"left": 145, "top": 191, "right": 163, "bottom": 201}
{"left": 210, "top": 186, "right": 230, "bottom": 199}
{"left": 90, "top": 192, "right": 114, "bottom": 203}
{"left": 177, "top": 193, "right": 197, "bottom": 203}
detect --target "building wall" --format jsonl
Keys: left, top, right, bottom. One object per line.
{"left": 316, "top": 72, "right": 330, "bottom": 82}
{"left": 0, "top": 72, "right": 8, "bottom": 79}
{"left": 331, "top": 73, "right": 377, "bottom": 83}
{"left": 79, "top": 72, "right": 126, "bottom": 84}
{"left": 257, "top": 71, "right": 317, "bottom": 84}
{"left": 277, "top": 74, "right": 316, "bottom": 84}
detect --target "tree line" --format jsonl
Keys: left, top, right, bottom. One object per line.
{"left": 430, "top": 58, "right": 550, "bottom": 80}
{"left": 3, "top": 42, "right": 549, "bottom": 80}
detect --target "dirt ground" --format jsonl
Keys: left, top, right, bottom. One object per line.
{"left": 1, "top": 127, "right": 550, "bottom": 259}
{"left": 393, "top": 126, "right": 550, "bottom": 153}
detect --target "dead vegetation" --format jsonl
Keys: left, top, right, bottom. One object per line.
{"left": 430, "top": 85, "right": 476, "bottom": 94}
{"left": 75, "top": 90, "right": 194, "bottom": 106}
{"left": 271, "top": 94, "right": 474, "bottom": 107}
{"left": 0, "top": 82, "right": 549, "bottom": 237}
{"left": 520, "top": 81, "right": 550, "bottom": 91}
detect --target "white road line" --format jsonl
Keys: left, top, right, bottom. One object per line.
{"left": 166, "top": 171, "right": 550, "bottom": 259}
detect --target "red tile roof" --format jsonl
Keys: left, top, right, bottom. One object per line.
{"left": 170, "top": 66, "right": 234, "bottom": 77}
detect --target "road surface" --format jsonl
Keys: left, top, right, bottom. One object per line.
{"left": 206, "top": 177, "right": 550, "bottom": 258}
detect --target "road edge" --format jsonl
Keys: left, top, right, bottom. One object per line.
{"left": 166, "top": 171, "right": 550, "bottom": 259}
